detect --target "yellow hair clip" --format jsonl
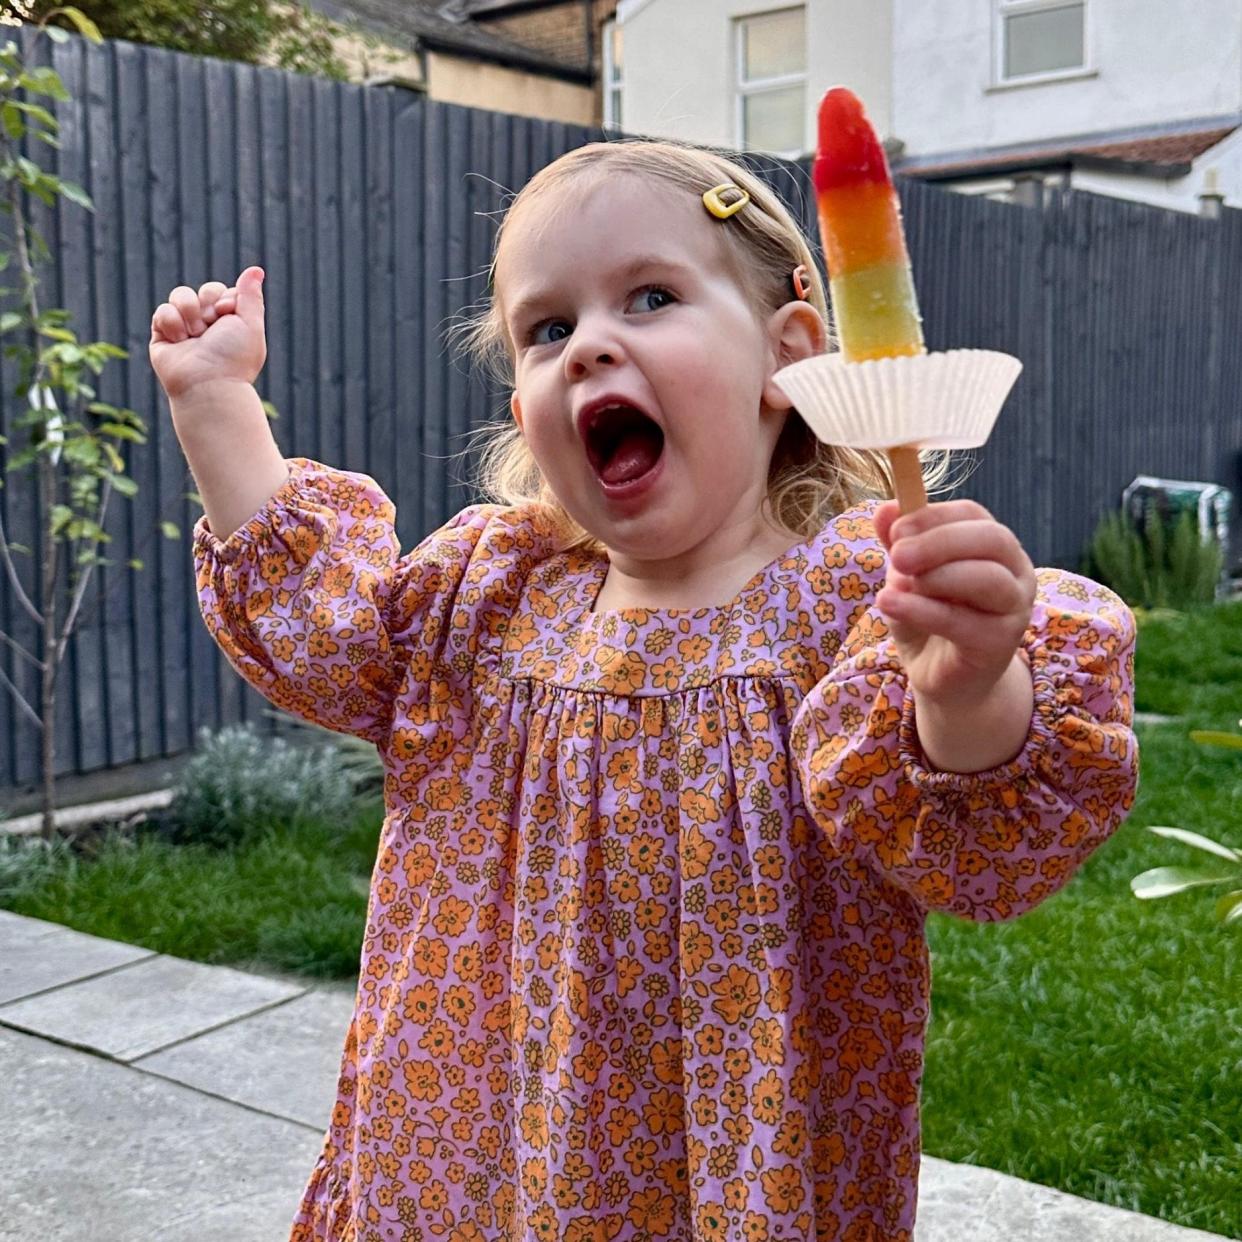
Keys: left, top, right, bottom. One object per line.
{"left": 703, "top": 184, "right": 751, "bottom": 219}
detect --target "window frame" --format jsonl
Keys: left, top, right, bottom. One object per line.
{"left": 602, "top": 17, "right": 623, "bottom": 132}
{"left": 993, "top": 0, "right": 1091, "bottom": 87}
{"left": 733, "top": 6, "right": 808, "bottom": 159}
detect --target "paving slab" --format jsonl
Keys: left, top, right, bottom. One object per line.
{"left": 0, "top": 949, "right": 307, "bottom": 1061}
{"left": 137, "top": 986, "right": 357, "bottom": 1128}
{"left": 0, "top": 907, "right": 155, "bottom": 1004}
{"left": 915, "top": 1156, "right": 1232, "bottom": 1240}
{"left": 0, "top": 1024, "right": 320, "bottom": 1242}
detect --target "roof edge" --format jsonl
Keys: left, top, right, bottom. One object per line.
{"left": 419, "top": 32, "right": 592, "bottom": 81}
{"left": 897, "top": 113, "right": 1242, "bottom": 177}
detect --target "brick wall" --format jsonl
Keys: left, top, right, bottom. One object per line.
{"left": 474, "top": 1, "right": 616, "bottom": 73}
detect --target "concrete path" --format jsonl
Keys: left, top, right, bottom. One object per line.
{"left": 0, "top": 909, "right": 1232, "bottom": 1242}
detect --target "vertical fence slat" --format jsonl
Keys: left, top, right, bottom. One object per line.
{"left": 340, "top": 82, "right": 368, "bottom": 475}
{"left": 392, "top": 92, "right": 423, "bottom": 548}
{"left": 85, "top": 36, "right": 136, "bottom": 771}
{"left": 364, "top": 86, "right": 396, "bottom": 487}
{"left": 314, "top": 76, "right": 343, "bottom": 472}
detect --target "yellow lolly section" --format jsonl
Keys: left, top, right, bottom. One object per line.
{"left": 828, "top": 263, "right": 925, "bottom": 361}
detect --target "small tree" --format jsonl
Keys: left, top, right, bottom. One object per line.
{"left": 0, "top": 9, "right": 173, "bottom": 838}
{"left": 7, "top": 0, "right": 406, "bottom": 84}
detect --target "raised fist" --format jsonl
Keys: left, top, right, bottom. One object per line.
{"left": 149, "top": 266, "right": 266, "bottom": 402}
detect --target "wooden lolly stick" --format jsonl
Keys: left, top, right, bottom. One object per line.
{"left": 887, "top": 445, "right": 926, "bottom": 514}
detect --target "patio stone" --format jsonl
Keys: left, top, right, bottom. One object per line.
{"left": 0, "top": 1024, "right": 320, "bottom": 1242}
{"left": 0, "top": 951, "right": 306, "bottom": 1061}
{"left": 915, "top": 1155, "right": 1231, "bottom": 1240}
{"left": 0, "top": 908, "right": 154, "bottom": 1005}
{"left": 137, "top": 986, "right": 357, "bottom": 1128}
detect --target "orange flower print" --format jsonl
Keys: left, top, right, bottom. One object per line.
{"left": 760, "top": 1163, "right": 804, "bottom": 1213}
{"left": 695, "top": 1202, "right": 730, "bottom": 1242}
{"left": 626, "top": 1188, "right": 676, "bottom": 1236}
{"left": 680, "top": 824, "right": 714, "bottom": 878}
{"left": 402, "top": 1060, "right": 442, "bottom": 1102}
{"left": 711, "top": 964, "right": 761, "bottom": 1024}
{"left": 750, "top": 1069, "right": 785, "bottom": 1124}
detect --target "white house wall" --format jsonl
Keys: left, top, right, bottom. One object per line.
{"left": 620, "top": 0, "right": 892, "bottom": 154}
{"left": 893, "top": 0, "right": 1242, "bottom": 157}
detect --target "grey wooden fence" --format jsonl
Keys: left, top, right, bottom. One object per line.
{"left": 2, "top": 25, "right": 1240, "bottom": 794}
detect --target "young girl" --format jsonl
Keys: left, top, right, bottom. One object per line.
{"left": 149, "top": 141, "right": 1138, "bottom": 1242}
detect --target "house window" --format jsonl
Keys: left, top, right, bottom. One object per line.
{"left": 602, "top": 19, "right": 623, "bottom": 131}
{"left": 997, "top": 0, "right": 1086, "bottom": 81}
{"left": 735, "top": 7, "right": 806, "bottom": 157}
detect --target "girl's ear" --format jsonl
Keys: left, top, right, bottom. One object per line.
{"left": 510, "top": 390, "right": 524, "bottom": 432}
{"left": 763, "top": 302, "right": 827, "bottom": 410}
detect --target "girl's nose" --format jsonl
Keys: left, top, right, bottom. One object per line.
{"left": 563, "top": 315, "right": 622, "bottom": 379}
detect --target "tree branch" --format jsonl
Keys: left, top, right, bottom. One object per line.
{"left": 0, "top": 509, "right": 44, "bottom": 627}
{"left": 0, "top": 657, "right": 41, "bottom": 730}
{"left": 0, "top": 626, "right": 43, "bottom": 671}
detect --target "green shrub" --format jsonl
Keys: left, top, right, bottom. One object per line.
{"left": 163, "top": 723, "right": 361, "bottom": 850}
{"left": 1085, "top": 508, "right": 1222, "bottom": 610}
{"left": 0, "top": 834, "right": 71, "bottom": 901}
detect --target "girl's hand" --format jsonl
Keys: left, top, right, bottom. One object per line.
{"left": 148, "top": 266, "right": 266, "bottom": 402}
{"left": 873, "top": 499, "right": 1037, "bottom": 709}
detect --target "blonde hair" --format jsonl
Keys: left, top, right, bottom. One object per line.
{"left": 452, "top": 138, "right": 955, "bottom": 551}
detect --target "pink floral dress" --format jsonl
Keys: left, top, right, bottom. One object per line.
{"left": 193, "top": 458, "right": 1139, "bottom": 1242}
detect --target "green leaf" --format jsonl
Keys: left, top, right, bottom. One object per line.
{"left": 160, "top": 521, "right": 180, "bottom": 539}
{"left": 43, "top": 6, "right": 104, "bottom": 43}
{"left": 97, "top": 422, "right": 145, "bottom": 443}
{"left": 49, "top": 503, "right": 74, "bottom": 537}
{"left": 53, "top": 179, "right": 93, "bottom": 211}
{"left": 1214, "top": 890, "right": 1242, "bottom": 925}
{"left": 1188, "top": 730, "right": 1242, "bottom": 750}
{"left": 39, "top": 326, "right": 76, "bottom": 343}
{"left": 1145, "top": 826, "right": 1242, "bottom": 863}
{"left": 1, "top": 102, "right": 24, "bottom": 141}
{"left": 1130, "top": 866, "right": 1235, "bottom": 900}
{"left": 128, "top": 558, "right": 144, "bottom": 571}
{"left": 20, "top": 67, "right": 71, "bottom": 103}
{"left": 108, "top": 474, "right": 138, "bottom": 498}
{"left": 0, "top": 312, "right": 24, "bottom": 335}
{"left": 8, "top": 101, "right": 57, "bottom": 130}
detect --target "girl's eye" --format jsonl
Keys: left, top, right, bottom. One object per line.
{"left": 629, "top": 286, "right": 675, "bottom": 313}
{"left": 529, "top": 320, "right": 571, "bottom": 346}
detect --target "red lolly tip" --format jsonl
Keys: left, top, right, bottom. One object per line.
{"left": 812, "top": 87, "right": 891, "bottom": 194}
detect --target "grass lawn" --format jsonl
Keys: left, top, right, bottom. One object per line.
{"left": 923, "top": 603, "right": 1242, "bottom": 1238}
{"left": 0, "top": 802, "right": 384, "bottom": 981}
{"left": 2, "top": 604, "right": 1241, "bottom": 1235}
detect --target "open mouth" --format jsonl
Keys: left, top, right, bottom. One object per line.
{"left": 581, "top": 403, "right": 665, "bottom": 487}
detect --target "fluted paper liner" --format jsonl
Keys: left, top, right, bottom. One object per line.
{"left": 772, "top": 349, "right": 1022, "bottom": 449}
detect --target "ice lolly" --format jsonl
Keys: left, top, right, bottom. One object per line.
{"left": 813, "top": 87, "right": 924, "bottom": 363}
{"left": 813, "top": 86, "right": 926, "bottom": 508}
{"left": 774, "top": 89, "right": 1022, "bottom": 512}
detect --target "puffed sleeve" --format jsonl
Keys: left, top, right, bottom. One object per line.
{"left": 193, "top": 457, "right": 503, "bottom": 745}
{"left": 791, "top": 566, "right": 1139, "bottom": 921}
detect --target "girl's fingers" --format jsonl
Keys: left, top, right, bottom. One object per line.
{"left": 890, "top": 499, "right": 993, "bottom": 541}
{"left": 887, "top": 560, "right": 1031, "bottom": 615}
{"left": 876, "top": 587, "right": 1027, "bottom": 651}
{"left": 889, "top": 518, "right": 1032, "bottom": 581}
{"left": 150, "top": 302, "right": 189, "bottom": 344}
{"left": 205, "top": 288, "right": 239, "bottom": 324}
{"left": 168, "top": 285, "right": 206, "bottom": 335}
{"left": 198, "top": 280, "right": 229, "bottom": 325}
